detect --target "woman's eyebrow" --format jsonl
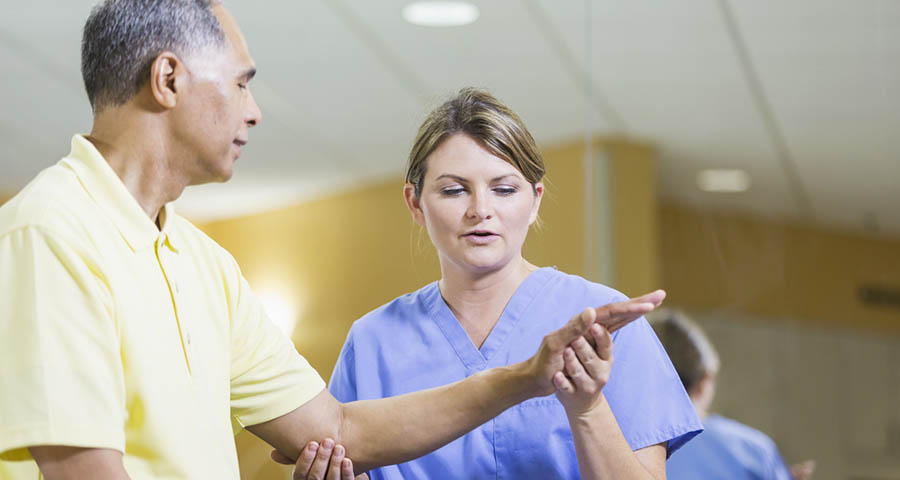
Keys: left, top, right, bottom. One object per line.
{"left": 434, "top": 174, "right": 519, "bottom": 183}
{"left": 435, "top": 174, "right": 468, "bottom": 183}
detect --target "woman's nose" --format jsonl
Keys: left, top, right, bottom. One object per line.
{"left": 466, "top": 191, "right": 493, "bottom": 220}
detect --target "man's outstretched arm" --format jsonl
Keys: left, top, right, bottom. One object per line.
{"left": 248, "top": 290, "right": 665, "bottom": 475}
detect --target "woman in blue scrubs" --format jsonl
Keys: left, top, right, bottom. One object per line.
{"left": 329, "top": 88, "right": 701, "bottom": 479}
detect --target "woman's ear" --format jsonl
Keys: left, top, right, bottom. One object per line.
{"left": 528, "top": 181, "right": 544, "bottom": 225}
{"left": 403, "top": 183, "right": 426, "bottom": 227}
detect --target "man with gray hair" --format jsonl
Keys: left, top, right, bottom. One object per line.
{"left": 0, "top": 1, "right": 664, "bottom": 479}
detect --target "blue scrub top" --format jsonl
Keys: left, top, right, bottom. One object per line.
{"left": 666, "top": 414, "right": 792, "bottom": 480}
{"left": 330, "top": 267, "right": 701, "bottom": 479}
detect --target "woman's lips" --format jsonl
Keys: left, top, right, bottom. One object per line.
{"left": 462, "top": 231, "right": 498, "bottom": 245}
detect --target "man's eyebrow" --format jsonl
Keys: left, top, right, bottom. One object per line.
{"left": 239, "top": 67, "right": 257, "bottom": 82}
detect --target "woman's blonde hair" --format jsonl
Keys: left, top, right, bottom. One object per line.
{"left": 406, "top": 87, "right": 545, "bottom": 198}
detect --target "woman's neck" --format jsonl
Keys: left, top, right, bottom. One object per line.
{"left": 438, "top": 257, "right": 539, "bottom": 347}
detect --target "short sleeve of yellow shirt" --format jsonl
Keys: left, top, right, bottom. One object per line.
{"left": 0, "top": 226, "right": 125, "bottom": 460}
{"left": 0, "top": 135, "right": 325, "bottom": 478}
{"left": 226, "top": 252, "right": 326, "bottom": 431}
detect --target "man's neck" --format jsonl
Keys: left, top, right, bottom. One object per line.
{"left": 87, "top": 108, "right": 187, "bottom": 226}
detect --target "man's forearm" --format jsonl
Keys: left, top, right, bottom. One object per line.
{"left": 339, "top": 361, "right": 539, "bottom": 472}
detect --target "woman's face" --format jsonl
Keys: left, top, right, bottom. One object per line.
{"left": 405, "top": 133, "right": 543, "bottom": 275}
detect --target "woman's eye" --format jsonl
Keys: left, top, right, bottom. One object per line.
{"left": 494, "top": 187, "right": 517, "bottom": 196}
{"left": 238, "top": 83, "right": 247, "bottom": 90}
{"left": 441, "top": 188, "right": 466, "bottom": 196}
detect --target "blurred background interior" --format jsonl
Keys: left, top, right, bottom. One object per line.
{"left": 2, "top": 1, "right": 899, "bottom": 479}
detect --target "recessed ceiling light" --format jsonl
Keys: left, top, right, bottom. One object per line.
{"left": 696, "top": 169, "right": 751, "bottom": 193}
{"left": 402, "top": 1, "right": 480, "bottom": 27}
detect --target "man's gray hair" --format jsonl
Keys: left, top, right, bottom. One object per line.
{"left": 81, "top": 0, "right": 226, "bottom": 112}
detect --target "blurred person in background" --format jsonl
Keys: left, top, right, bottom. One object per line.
{"left": 650, "top": 310, "right": 816, "bottom": 480}
{"left": 310, "top": 88, "right": 702, "bottom": 479}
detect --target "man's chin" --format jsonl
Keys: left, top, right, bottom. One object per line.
{"left": 188, "top": 169, "right": 234, "bottom": 187}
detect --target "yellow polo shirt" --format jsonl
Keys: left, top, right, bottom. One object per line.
{"left": 0, "top": 135, "right": 325, "bottom": 479}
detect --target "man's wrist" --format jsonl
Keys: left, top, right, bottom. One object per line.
{"left": 503, "top": 359, "right": 546, "bottom": 400}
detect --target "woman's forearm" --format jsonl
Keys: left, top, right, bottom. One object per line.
{"left": 567, "top": 394, "right": 664, "bottom": 480}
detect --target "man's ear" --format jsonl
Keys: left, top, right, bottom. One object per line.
{"left": 149, "top": 51, "right": 183, "bottom": 109}
{"left": 403, "top": 183, "right": 426, "bottom": 227}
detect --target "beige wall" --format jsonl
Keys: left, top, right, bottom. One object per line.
{"left": 660, "top": 204, "right": 900, "bottom": 333}
{"left": 606, "top": 139, "right": 659, "bottom": 296}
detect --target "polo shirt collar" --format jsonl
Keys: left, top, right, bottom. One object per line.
{"left": 62, "top": 134, "right": 180, "bottom": 253}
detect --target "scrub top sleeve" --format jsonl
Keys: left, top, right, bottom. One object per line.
{"left": 328, "top": 331, "right": 358, "bottom": 403}
{"left": 227, "top": 258, "right": 325, "bottom": 431}
{"left": 768, "top": 439, "right": 794, "bottom": 480}
{"left": 606, "top": 317, "right": 702, "bottom": 457}
{"left": 0, "top": 227, "right": 125, "bottom": 461}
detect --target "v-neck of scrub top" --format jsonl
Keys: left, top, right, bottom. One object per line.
{"left": 426, "top": 266, "right": 556, "bottom": 372}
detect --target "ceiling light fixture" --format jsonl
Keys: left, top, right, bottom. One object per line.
{"left": 402, "top": 1, "right": 480, "bottom": 27}
{"left": 696, "top": 169, "right": 751, "bottom": 193}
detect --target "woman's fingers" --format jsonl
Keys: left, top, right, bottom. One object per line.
{"left": 592, "top": 324, "right": 613, "bottom": 362}
{"left": 552, "top": 370, "right": 575, "bottom": 394}
{"left": 290, "top": 442, "right": 319, "bottom": 477}
{"left": 294, "top": 438, "right": 334, "bottom": 480}
{"left": 327, "top": 444, "right": 346, "bottom": 479}
{"left": 569, "top": 336, "right": 601, "bottom": 380}
{"left": 342, "top": 458, "right": 363, "bottom": 480}
{"left": 563, "top": 347, "right": 590, "bottom": 389}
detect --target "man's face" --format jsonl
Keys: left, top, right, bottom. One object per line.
{"left": 172, "top": 4, "right": 262, "bottom": 185}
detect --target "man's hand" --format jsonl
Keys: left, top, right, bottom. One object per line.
{"left": 525, "top": 290, "right": 665, "bottom": 397}
{"left": 271, "top": 439, "right": 368, "bottom": 480}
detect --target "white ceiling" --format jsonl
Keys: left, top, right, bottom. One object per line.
{"left": 1, "top": 0, "right": 898, "bottom": 236}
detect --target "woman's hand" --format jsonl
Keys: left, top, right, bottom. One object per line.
{"left": 553, "top": 317, "right": 614, "bottom": 416}
{"left": 270, "top": 439, "right": 368, "bottom": 480}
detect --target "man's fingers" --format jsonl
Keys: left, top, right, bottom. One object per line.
{"left": 595, "top": 290, "right": 667, "bottom": 333}
{"left": 556, "top": 308, "right": 597, "bottom": 347}
{"left": 629, "top": 289, "right": 666, "bottom": 307}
